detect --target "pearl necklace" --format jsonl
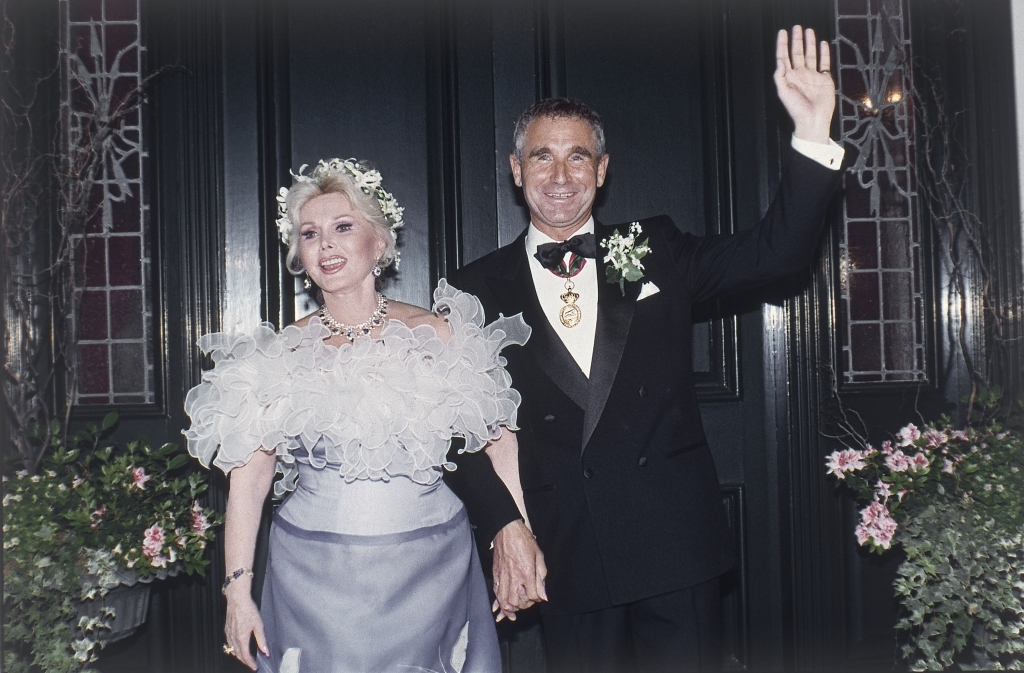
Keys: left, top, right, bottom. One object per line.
{"left": 319, "top": 293, "right": 388, "bottom": 340}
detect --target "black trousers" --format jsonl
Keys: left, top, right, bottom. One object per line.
{"left": 540, "top": 577, "right": 722, "bottom": 673}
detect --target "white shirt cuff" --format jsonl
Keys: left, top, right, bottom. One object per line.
{"left": 791, "top": 135, "right": 845, "bottom": 170}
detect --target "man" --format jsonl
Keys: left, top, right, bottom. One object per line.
{"left": 446, "top": 26, "right": 844, "bottom": 672}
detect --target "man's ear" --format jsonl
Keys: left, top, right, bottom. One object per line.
{"left": 509, "top": 154, "right": 523, "bottom": 187}
{"left": 596, "top": 154, "right": 610, "bottom": 188}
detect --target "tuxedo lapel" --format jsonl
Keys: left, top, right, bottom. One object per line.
{"left": 485, "top": 234, "right": 590, "bottom": 410}
{"left": 582, "top": 222, "right": 638, "bottom": 451}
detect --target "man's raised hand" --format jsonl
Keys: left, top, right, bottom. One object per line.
{"left": 774, "top": 25, "right": 836, "bottom": 145}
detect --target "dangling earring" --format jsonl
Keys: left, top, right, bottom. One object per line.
{"left": 372, "top": 261, "right": 383, "bottom": 278}
{"left": 303, "top": 274, "right": 312, "bottom": 290}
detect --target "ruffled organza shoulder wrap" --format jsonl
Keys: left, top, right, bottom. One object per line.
{"left": 183, "top": 279, "right": 529, "bottom": 495}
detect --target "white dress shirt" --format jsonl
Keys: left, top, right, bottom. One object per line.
{"left": 525, "top": 217, "right": 599, "bottom": 377}
{"left": 523, "top": 136, "right": 845, "bottom": 377}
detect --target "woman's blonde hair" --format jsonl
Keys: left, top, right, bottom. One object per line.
{"left": 280, "top": 166, "right": 399, "bottom": 275}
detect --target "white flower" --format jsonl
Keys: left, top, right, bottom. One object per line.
{"left": 896, "top": 423, "right": 921, "bottom": 447}
{"left": 600, "top": 222, "right": 651, "bottom": 295}
{"left": 885, "top": 450, "right": 911, "bottom": 472}
{"left": 276, "top": 158, "right": 405, "bottom": 246}
{"left": 825, "top": 449, "right": 868, "bottom": 479}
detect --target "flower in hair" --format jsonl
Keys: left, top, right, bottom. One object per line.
{"left": 275, "top": 158, "right": 405, "bottom": 245}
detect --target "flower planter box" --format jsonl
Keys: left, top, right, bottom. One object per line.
{"left": 77, "top": 583, "right": 152, "bottom": 644}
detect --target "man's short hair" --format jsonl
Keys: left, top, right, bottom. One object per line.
{"left": 512, "top": 98, "right": 606, "bottom": 161}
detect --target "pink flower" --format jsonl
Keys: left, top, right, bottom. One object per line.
{"left": 131, "top": 467, "right": 151, "bottom": 490}
{"left": 872, "top": 518, "right": 897, "bottom": 548}
{"left": 863, "top": 444, "right": 877, "bottom": 457}
{"left": 910, "top": 453, "right": 930, "bottom": 471}
{"left": 191, "top": 502, "right": 210, "bottom": 534}
{"left": 855, "top": 500, "right": 898, "bottom": 549}
{"left": 885, "top": 450, "right": 911, "bottom": 473}
{"left": 72, "top": 477, "right": 84, "bottom": 489}
{"left": 881, "top": 440, "right": 894, "bottom": 456}
{"left": 942, "top": 459, "right": 955, "bottom": 474}
{"left": 897, "top": 424, "right": 921, "bottom": 447}
{"left": 924, "top": 429, "right": 948, "bottom": 448}
{"left": 92, "top": 505, "right": 106, "bottom": 519}
{"left": 151, "top": 554, "right": 168, "bottom": 569}
{"left": 951, "top": 430, "right": 969, "bottom": 442}
{"left": 825, "top": 449, "right": 868, "bottom": 479}
{"left": 142, "top": 524, "right": 164, "bottom": 559}
{"left": 875, "top": 480, "right": 892, "bottom": 500}
{"left": 855, "top": 522, "right": 872, "bottom": 545}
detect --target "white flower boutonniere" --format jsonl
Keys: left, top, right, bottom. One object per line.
{"left": 600, "top": 222, "right": 651, "bottom": 296}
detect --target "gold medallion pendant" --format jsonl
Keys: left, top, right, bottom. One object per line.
{"left": 559, "top": 282, "right": 581, "bottom": 328}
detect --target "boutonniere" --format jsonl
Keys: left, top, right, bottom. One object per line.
{"left": 600, "top": 222, "right": 651, "bottom": 296}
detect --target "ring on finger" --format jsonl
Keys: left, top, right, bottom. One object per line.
{"left": 223, "top": 644, "right": 236, "bottom": 656}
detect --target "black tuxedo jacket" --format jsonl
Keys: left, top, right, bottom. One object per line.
{"left": 446, "top": 150, "right": 841, "bottom": 615}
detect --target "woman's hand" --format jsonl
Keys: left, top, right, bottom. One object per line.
{"left": 222, "top": 451, "right": 276, "bottom": 670}
{"left": 224, "top": 585, "right": 268, "bottom": 671}
{"left": 484, "top": 429, "right": 547, "bottom": 621}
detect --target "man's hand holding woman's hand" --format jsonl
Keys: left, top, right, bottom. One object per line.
{"left": 491, "top": 519, "right": 547, "bottom": 622}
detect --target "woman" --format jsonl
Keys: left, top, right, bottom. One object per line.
{"left": 184, "top": 158, "right": 529, "bottom": 673}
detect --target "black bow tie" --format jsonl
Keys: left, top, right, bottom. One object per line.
{"left": 534, "top": 233, "right": 598, "bottom": 271}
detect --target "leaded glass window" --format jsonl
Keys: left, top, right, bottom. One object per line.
{"left": 62, "top": 0, "right": 155, "bottom": 404}
{"left": 834, "top": 0, "right": 926, "bottom": 383}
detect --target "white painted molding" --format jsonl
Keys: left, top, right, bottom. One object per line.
{"left": 1014, "top": 0, "right": 1024, "bottom": 275}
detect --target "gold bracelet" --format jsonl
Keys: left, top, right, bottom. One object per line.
{"left": 221, "top": 568, "right": 254, "bottom": 595}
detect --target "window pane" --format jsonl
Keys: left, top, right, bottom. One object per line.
{"left": 64, "top": 0, "right": 154, "bottom": 405}
{"left": 836, "top": 0, "right": 926, "bottom": 383}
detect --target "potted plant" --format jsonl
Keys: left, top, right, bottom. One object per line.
{"left": 2, "top": 412, "right": 222, "bottom": 672}
{"left": 825, "top": 390, "right": 1024, "bottom": 670}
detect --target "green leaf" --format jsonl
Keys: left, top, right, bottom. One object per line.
{"left": 166, "top": 455, "right": 189, "bottom": 471}
{"left": 102, "top": 412, "right": 118, "bottom": 430}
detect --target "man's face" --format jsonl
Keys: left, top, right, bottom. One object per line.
{"left": 510, "top": 116, "right": 609, "bottom": 239}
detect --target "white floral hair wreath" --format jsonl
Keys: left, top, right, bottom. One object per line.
{"left": 275, "top": 158, "right": 405, "bottom": 246}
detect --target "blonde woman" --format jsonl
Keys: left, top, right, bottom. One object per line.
{"left": 185, "top": 159, "right": 528, "bottom": 673}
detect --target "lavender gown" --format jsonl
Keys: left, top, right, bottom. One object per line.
{"left": 184, "top": 281, "right": 529, "bottom": 673}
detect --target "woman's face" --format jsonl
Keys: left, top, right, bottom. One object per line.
{"left": 297, "top": 192, "right": 386, "bottom": 295}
